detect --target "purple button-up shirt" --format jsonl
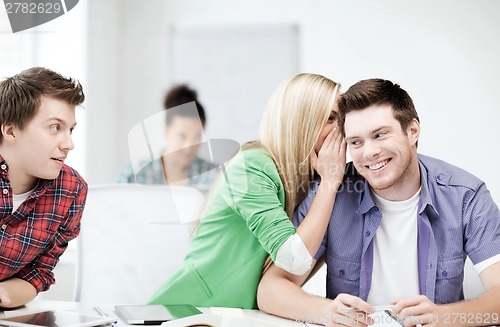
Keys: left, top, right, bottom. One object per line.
{"left": 294, "top": 154, "right": 500, "bottom": 304}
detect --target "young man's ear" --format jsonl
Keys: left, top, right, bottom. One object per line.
{"left": 406, "top": 118, "right": 420, "bottom": 147}
{"left": 1, "top": 123, "right": 17, "bottom": 143}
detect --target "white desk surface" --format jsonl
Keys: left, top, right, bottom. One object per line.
{"left": 0, "top": 300, "right": 322, "bottom": 327}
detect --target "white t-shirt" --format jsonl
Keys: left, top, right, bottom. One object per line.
{"left": 367, "top": 189, "right": 421, "bottom": 305}
{"left": 13, "top": 188, "right": 35, "bottom": 211}
{"left": 366, "top": 188, "right": 500, "bottom": 305}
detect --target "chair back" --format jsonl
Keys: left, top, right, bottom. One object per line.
{"left": 73, "top": 184, "right": 205, "bottom": 304}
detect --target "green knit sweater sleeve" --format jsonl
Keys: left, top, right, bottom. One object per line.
{"left": 220, "top": 148, "right": 296, "bottom": 261}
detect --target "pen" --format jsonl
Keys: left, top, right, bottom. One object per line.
{"left": 340, "top": 305, "right": 388, "bottom": 313}
{"left": 93, "top": 306, "right": 117, "bottom": 326}
{"left": 384, "top": 309, "right": 404, "bottom": 326}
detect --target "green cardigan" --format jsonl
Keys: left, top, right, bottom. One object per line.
{"left": 148, "top": 147, "right": 296, "bottom": 309}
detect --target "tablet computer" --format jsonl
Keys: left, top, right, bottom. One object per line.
{"left": 0, "top": 310, "right": 116, "bottom": 327}
{"left": 115, "top": 304, "right": 201, "bottom": 325}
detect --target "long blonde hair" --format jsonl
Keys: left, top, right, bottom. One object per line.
{"left": 259, "top": 73, "right": 340, "bottom": 218}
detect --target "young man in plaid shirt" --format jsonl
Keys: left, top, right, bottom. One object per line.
{"left": 0, "top": 67, "right": 87, "bottom": 308}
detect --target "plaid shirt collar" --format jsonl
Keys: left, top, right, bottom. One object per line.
{"left": 0, "top": 154, "right": 54, "bottom": 199}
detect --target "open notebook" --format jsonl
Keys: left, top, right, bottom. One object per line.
{"left": 160, "top": 313, "right": 286, "bottom": 327}
{"left": 160, "top": 306, "right": 407, "bottom": 327}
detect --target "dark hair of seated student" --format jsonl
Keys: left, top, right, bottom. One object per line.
{"left": 163, "top": 85, "right": 206, "bottom": 127}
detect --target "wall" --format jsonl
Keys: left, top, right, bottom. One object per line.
{"left": 86, "top": 0, "right": 500, "bottom": 205}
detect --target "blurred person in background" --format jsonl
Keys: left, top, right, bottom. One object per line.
{"left": 116, "top": 85, "right": 218, "bottom": 192}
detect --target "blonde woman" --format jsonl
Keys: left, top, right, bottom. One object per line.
{"left": 149, "top": 73, "right": 346, "bottom": 309}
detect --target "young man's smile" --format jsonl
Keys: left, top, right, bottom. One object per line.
{"left": 366, "top": 158, "right": 391, "bottom": 171}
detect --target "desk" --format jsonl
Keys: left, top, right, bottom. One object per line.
{"left": 0, "top": 300, "right": 322, "bottom": 327}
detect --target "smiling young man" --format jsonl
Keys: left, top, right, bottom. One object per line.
{"left": 0, "top": 67, "right": 87, "bottom": 308}
{"left": 257, "top": 79, "right": 500, "bottom": 326}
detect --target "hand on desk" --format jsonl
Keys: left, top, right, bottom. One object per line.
{"left": 322, "top": 294, "right": 374, "bottom": 327}
{"left": 391, "top": 295, "right": 439, "bottom": 327}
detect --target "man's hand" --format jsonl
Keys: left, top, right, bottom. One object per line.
{"left": 321, "top": 294, "right": 374, "bottom": 327}
{"left": 392, "top": 295, "right": 441, "bottom": 327}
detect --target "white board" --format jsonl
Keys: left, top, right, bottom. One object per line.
{"left": 170, "top": 23, "right": 299, "bottom": 148}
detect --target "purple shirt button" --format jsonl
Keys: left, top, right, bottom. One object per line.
{"left": 437, "top": 175, "right": 442, "bottom": 181}
{"left": 339, "top": 269, "right": 345, "bottom": 276}
{"left": 441, "top": 271, "right": 448, "bottom": 278}
{"left": 374, "top": 207, "right": 379, "bottom": 212}
{"left": 365, "top": 231, "right": 371, "bottom": 237}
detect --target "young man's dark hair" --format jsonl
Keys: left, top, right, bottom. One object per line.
{"left": 337, "top": 78, "right": 419, "bottom": 137}
{"left": 0, "top": 67, "right": 87, "bottom": 308}
{"left": 163, "top": 84, "right": 206, "bottom": 127}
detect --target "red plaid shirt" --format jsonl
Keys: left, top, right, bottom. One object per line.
{"left": 0, "top": 156, "right": 87, "bottom": 292}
